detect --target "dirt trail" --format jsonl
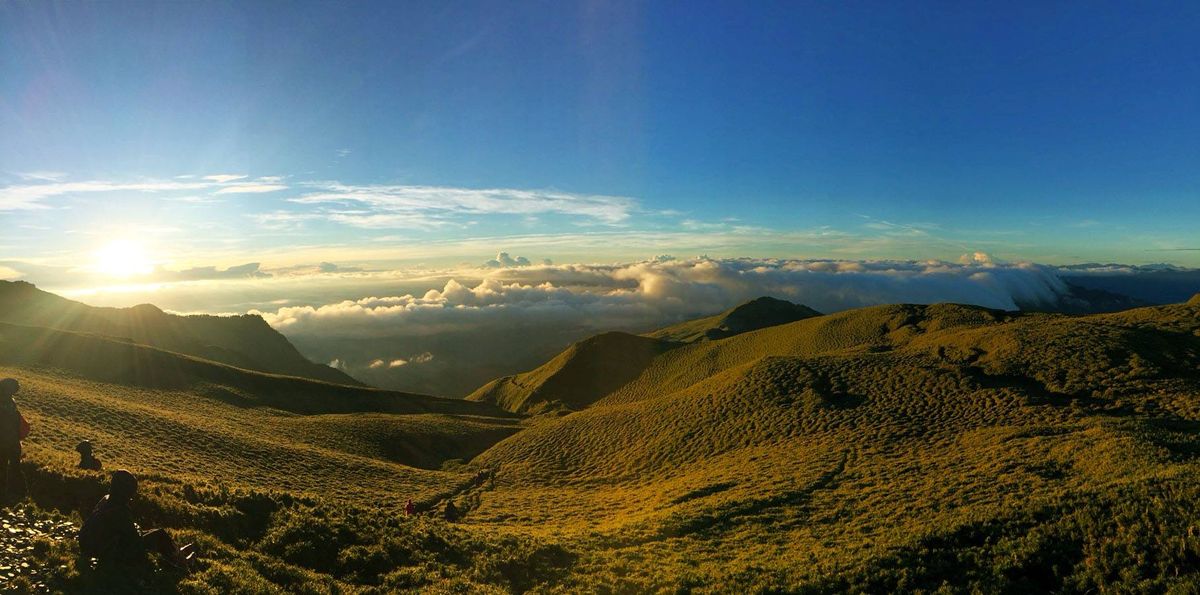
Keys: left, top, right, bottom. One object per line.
{"left": 0, "top": 504, "right": 76, "bottom": 592}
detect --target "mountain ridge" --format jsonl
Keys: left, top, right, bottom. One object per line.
{"left": 0, "top": 280, "right": 357, "bottom": 386}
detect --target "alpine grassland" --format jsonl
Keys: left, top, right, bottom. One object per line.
{"left": 4, "top": 291, "right": 1200, "bottom": 593}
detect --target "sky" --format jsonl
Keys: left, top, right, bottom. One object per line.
{"left": 3, "top": 0, "right": 1199, "bottom": 278}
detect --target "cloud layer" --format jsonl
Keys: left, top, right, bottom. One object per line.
{"left": 289, "top": 182, "right": 637, "bottom": 229}
{"left": 255, "top": 256, "right": 1073, "bottom": 396}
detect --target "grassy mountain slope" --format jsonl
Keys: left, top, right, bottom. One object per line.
{"left": 0, "top": 321, "right": 506, "bottom": 417}
{"left": 456, "top": 297, "right": 1200, "bottom": 591}
{"left": 4, "top": 317, "right": 543, "bottom": 592}
{"left": 646, "top": 296, "right": 821, "bottom": 343}
{"left": 602, "top": 302, "right": 1014, "bottom": 406}
{"left": 465, "top": 332, "right": 676, "bottom": 413}
{"left": 10, "top": 294, "right": 1200, "bottom": 593}
{"left": 467, "top": 298, "right": 821, "bottom": 414}
{"left": 0, "top": 280, "right": 356, "bottom": 386}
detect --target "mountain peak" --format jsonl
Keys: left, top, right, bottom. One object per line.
{"left": 647, "top": 296, "right": 821, "bottom": 343}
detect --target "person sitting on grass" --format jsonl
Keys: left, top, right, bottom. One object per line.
{"left": 76, "top": 440, "right": 102, "bottom": 471}
{"left": 78, "top": 470, "right": 196, "bottom": 571}
{"left": 0, "top": 378, "right": 25, "bottom": 502}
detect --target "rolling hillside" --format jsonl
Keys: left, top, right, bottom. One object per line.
{"left": 8, "top": 293, "right": 1200, "bottom": 593}
{"left": 467, "top": 297, "right": 821, "bottom": 414}
{"left": 466, "top": 332, "right": 676, "bottom": 414}
{"left": 457, "top": 295, "right": 1200, "bottom": 591}
{"left": 0, "top": 280, "right": 357, "bottom": 386}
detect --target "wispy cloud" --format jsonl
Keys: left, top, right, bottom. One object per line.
{"left": 0, "top": 175, "right": 291, "bottom": 211}
{"left": 289, "top": 183, "right": 637, "bottom": 229}
{"left": 15, "top": 171, "right": 68, "bottom": 182}
{"left": 0, "top": 180, "right": 214, "bottom": 211}
{"left": 202, "top": 174, "right": 247, "bottom": 183}
{"left": 215, "top": 183, "right": 289, "bottom": 194}
{"left": 249, "top": 211, "right": 321, "bottom": 231}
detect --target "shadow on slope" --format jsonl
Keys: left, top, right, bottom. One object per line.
{"left": 0, "top": 321, "right": 510, "bottom": 417}
{"left": 0, "top": 280, "right": 357, "bottom": 386}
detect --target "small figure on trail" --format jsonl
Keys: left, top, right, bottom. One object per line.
{"left": 76, "top": 440, "right": 103, "bottom": 471}
{"left": 0, "top": 378, "right": 26, "bottom": 502}
{"left": 442, "top": 500, "right": 460, "bottom": 522}
{"left": 78, "top": 470, "right": 197, "bottom": 571}
{"left": 405, "top": 498, "right": 415, "bottom": 517}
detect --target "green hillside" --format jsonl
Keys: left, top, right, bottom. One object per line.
{"left": 467, "top": 297, "right": 821, "bottom": 414}
{"left": 460, "top": 297, "right": 1200, "bottom": 591}
{"left": 0, "top": 281, "right": 357, "bottom": 386}
{"left": 646, "top": 296, "right": 821, "bottom": 343}
{"left": 466, "top": 332, "right": 676, "bottom": 413}
{"left": 8, "top": 293, "right": 1200, "bottom": 593}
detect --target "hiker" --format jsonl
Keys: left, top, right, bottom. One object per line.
{"left": 78, "top": 470, "right": 196, "bottom": 571}
{"left": 0, "top": 378, "right": 26, "bottom": 501}
{"left": 443, "top": 500, "right": 460, "bottom": 522}
{"left": 76, "top": 440, "right": 103, "bottom": 471}
{"left": 405, "top": 498, "right": 415, "bottom": 517}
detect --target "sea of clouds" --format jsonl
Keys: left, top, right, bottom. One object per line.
{"left": 253, "top": 253, "right": 1077, "bottom": 396}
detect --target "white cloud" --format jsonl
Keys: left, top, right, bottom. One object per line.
{"left": 0, "top": 180, "right": 213, "bottom": 211}
{"left": 483, "top": 252, "right": 533, "bottom": 268}
{"left": 290, "top": 182, "right": 637, "bottom": 228}
{"left": 15, "top": 171, "right": 67, "bottom": 182}
{"left": 249, "top": 211, "right": 320, "bottom": 231}
{"left": 258, "top": 256, "right": 1069, "bottom": 340}
{"left": 215, "top": 183, "right": 288, "bottom": 194}
{"left": 0, "top": 175, "right": 287, "bottom": 211}
{"left": 251, "top": 256, "right": 1075, "bottom": 396}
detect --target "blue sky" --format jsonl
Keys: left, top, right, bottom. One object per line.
{"left": 2, "top": 0, "right": 1199, "bottom": 283}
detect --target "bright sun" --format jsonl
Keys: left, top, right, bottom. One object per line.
{"left": 94, "top": 240, "right": 155, "bottom": 278}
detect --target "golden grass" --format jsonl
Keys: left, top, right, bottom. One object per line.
{"left": 8, "top": 295, "right": 1200, "bottom": 592}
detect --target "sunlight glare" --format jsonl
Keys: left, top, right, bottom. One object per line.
{"left": 93, "top": 240, "right": 155, "bottom": 278}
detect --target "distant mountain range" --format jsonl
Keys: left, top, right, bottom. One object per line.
{"left": 0, "top": 280, "right": 357, "bottom": 386}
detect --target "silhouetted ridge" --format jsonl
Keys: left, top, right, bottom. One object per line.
{"left": 0, "top": 280, "right": 358, "bottom": 385}
{"left": 0, "top": 320, "right": 509, "bottom": 417}
{"left": 648, "top": 296, "right": 821, "bottom": 343}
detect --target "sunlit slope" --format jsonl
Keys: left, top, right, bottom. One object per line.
{"left": 4, "top": 325, "right": 523, "bottom": 501}
{"left": 0, "top": 280, "right": 356, "bottom": 385}
{"left": 467, "top": 298, "right": 824, "bottom": 414}
{"left": 16, "top": 370, "right": 521, "bottom": 503}
{"left": 0, "top": 321, "right": 506, "bottom": 416}
{"left": 465, "top": 331, "right": 676, "bottom": 413}
{"left": 646, "top": 296, "right": 821, "bottom": 343}
{"left": 603, "top": 302, "right": 1015, "bottom": 406}
{"left": 460, "top": 297, "right": 1200, "bottom": 590}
